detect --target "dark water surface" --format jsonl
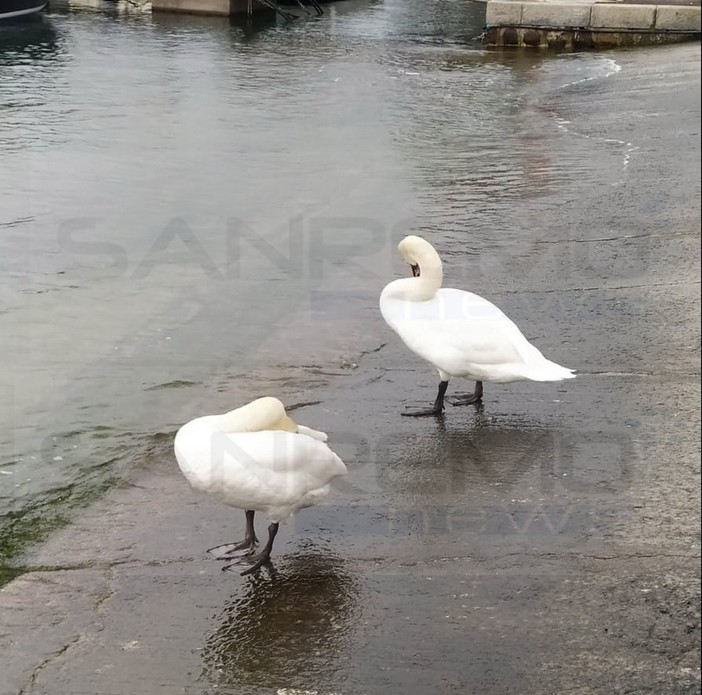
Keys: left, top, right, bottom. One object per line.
{"left": 0, "top": 0, "right": 646, "bottom": 569}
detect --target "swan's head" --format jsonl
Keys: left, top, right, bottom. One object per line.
{"left": 397, "top": 235, "right": 442, "bottom": 280}
{"left": 398, "top": 235, "right": 424, "bottom": 277}
{"left": 218, "top": 396, "right": 299, "bottom": 433}
{"left": 247, "top": 397, "right": 299, "bottom": 432}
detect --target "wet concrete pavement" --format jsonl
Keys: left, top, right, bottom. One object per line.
{"left": 1, "top": 40, "right": 701, "bottom": 695}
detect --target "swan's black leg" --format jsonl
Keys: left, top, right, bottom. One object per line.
{"left": 207, "top": 510, "right": 258, "bottom": 559}
{"left": 450, "top": 381, "right": 484, "bottom": 406}
{"left": 402, "top": 380, "right": 448, "bottom": 417}
{"left": 225, "top": 522, "right": 280, "bottom": 575}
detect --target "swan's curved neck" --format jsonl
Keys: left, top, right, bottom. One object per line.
{"left": 416, "top": 245, "right": 443, "bottom": 296}
{"left": 393, "top": 244, "right": 442, "bottom": 301}
{"left": 215, "top": 400, "right": 297, "bottom": 433}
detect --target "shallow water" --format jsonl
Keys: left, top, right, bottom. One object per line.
{"left": 0, "top": 0, "right": 633, "bottom": 568}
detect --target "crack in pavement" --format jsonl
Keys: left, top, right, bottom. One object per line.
{"left": 11, "top": 556, "right": 195, "bottom": 575}
{"left": 17, "top": 634, "right": 84, "bottom": 695}
{"left": 94, "top": 566, "right": 117, "bottom": 614}
{"left": 391, "top": 551, "right": 702, "bottom": 568}
{"left": 17, "top": 550, "right": 699, "bottom": 576}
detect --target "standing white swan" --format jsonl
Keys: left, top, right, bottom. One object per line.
{"left": 174, "top": 396, "right": 347, "bottom": 574}
{"left": 379, "top": 235, "right": 576, "bottom": 416}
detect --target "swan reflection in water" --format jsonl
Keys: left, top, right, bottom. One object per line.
{"left": 371, "top": 413, "right": 599, "bottom": 542}
{"left": 375, "top": 412, "right": 562, "bottom": 502}
{"left": 200, "top": 550, "right": 361, "bottom": 692}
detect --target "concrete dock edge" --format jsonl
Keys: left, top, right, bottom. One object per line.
{"left": 484, "top": 0, "right": 701, "bottom": 47}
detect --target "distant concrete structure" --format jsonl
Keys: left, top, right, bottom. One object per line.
{"left": 151, "top": 0, "right": 276, "bottom": 17}
{"left": 484, "top": 0, "right": 701, "bottom": 48}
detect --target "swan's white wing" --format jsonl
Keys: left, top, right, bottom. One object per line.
{"left": 175, "top": 422, "right": 346, "bottom": 513}
{"left": 437, "top": 288, "right": 546, "bottom": 364}
{"left": 382, "top": 288, "right": 548, "bottom": 378}
{"left": 296, "top": 424, "right": 328, "bottom": 442}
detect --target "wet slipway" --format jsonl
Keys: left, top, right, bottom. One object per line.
{"left": 0, "top": 1, "right": 699, "bottom": 693}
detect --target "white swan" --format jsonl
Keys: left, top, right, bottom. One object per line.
{"left": 379, "top": 235, "right": 576, "bottom": 416}
{"left": 174, "top": 396, "right": 347, "bottom": 574}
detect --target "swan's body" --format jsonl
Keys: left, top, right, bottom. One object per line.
{"left": 380, "top": 236, "right": 575, "bottom": 415}
{"left": 174, "top": 397, "right": 347, "bottom": 573}
{"left": 381, "top": 286, "right": 574, "bottom": 384}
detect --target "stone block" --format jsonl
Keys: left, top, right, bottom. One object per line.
{"left": 590, "top": 3, "right": 656, "bottom": 29}
{"left": 486, "top": 1, "right": 523, "bottom": 25}
{"left": 655, "top": 5, "right": 701, "bottom": 31}
{"left": 521, "top": 2, "right": 592, "bottom": 27}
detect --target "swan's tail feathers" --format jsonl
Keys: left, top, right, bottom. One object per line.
{"left": 296, "top": 424, "right": 329, "bottom": 442}
{"left": 330, "top": 451, "right": 348, "bottom": 477}
{"left": 527, "top": 360, "right": 577, "bottom": 382}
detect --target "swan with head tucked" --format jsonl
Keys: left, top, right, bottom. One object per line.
{"left": 379, "top": 235, "right": 576, "bottom": 416}
{"left": 174, "top": 396, "right": 347, "bottom": 574}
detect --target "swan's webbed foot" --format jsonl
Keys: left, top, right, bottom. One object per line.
{"left": 450, "top": 394, "right": 482, "bottom": 406}
{"left": 208, "top": 510, "right": 258, "bottom": 559}
{"left": 207, "top": 538, "right": 257, "bottom": 559}
{"left": 449, "top": 381, "right": 483, "bottom": 406}
{"left": 224, "top": 522, "right": 280, "bottom": 576}
{"left": 402, "top": 380, "right": 448, "bottom": 417}
{"left": 402, "top": 406, "right": 445, "bottom": 418}
{"left": 227, "top": 548, "right": 274, "bottom": 576}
